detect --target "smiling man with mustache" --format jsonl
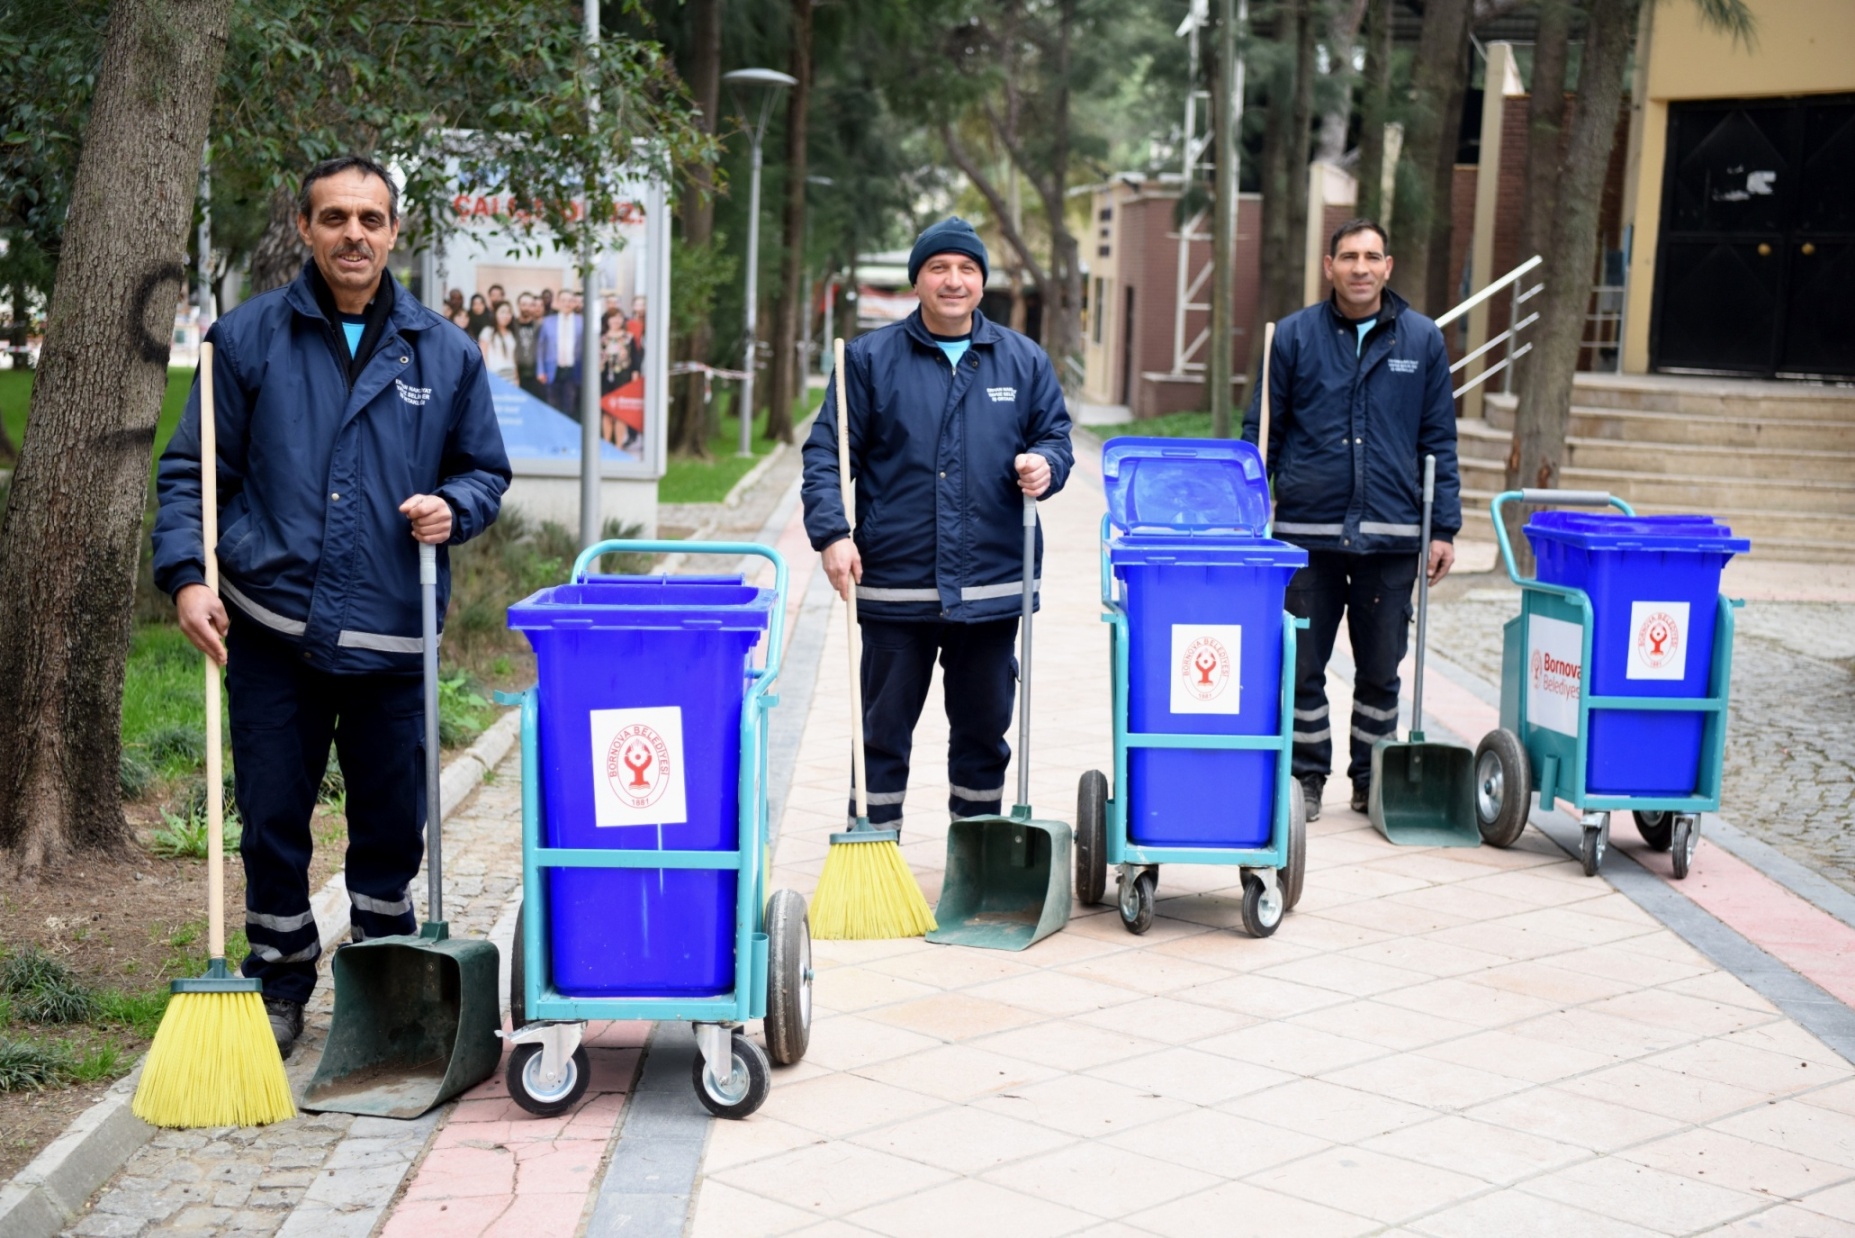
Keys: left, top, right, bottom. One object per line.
{"left": 151, "top": 156, "right": 511, "bottom": 1058}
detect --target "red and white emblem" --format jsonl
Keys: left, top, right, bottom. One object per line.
{"left": 1180, "top": 636, "right": 1233, "bottom": 703}
{"left": 1169, "top": 624, "right": 1244, "bottom": 715}
{"left": 1626, "top": 601, "right": 1689, "bottom": 681}
{"left": 607, "top": 723, "right": 673, "bottom": 810}
{"left": 588, "top": 705, "right": 689, "bottom": 826}
{"left": 1636, "top": 611, "right": 1680, "bottom": 669}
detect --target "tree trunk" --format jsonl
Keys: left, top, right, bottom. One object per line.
{"left": 249, "top": 186, "right": 307, "bottom": 294}
{"left": 1394, "top": 0, "right": 1472, "bottom": 314}
{"left": 0, "top": 0, "right": 232, "bottom": 874}
{"left": 1249, "top": 0, "right": 1313, "bottom": 386}
{"left": 764, "top": 0, "right": 813, "bottom": 446}
{"left": 670, "top": 0, "right": 722, "bottom": 458}
{"left": 1505, "top": 0, "right": 1641, "bottom": 574}
{"left": 1037, "top": 0, "right": 1083, "bottom": 384}
{"left": 1314, "top": 0, "right": 1369, "bottom": 163}
{"left": 1519, "top": 0, "right": 1572, "bottom": 265}
{"left": 1355, "top": 0, "right": 1393, "bottom": 224}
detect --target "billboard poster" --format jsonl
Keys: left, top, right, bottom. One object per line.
{"left": 424, "top": 172, "right": 669, "bottom": 479}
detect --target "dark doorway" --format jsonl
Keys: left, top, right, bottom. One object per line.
{"left": 1650, "top": 95, "right": 1855, "bottom": 378}
{"left": 1119, "top": 287, "right": 1136, "bottom": 406}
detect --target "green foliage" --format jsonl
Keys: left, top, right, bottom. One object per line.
{"left": 118, "top": 749, "right": 156, "bottom": 801}
{"left": 91, "top": 988, "right": 170, "bottom": 1041}
{"left": 658, "top": 397, "right": 799, "bottom": 505}
{"left": 146, "top": 724, "right": 206, "bottom": 769}
{"left": 1, "top": 948, "right": 97, "bottom": 1024}
{"left": 0, "top": 1037, "right": 69, "bottom": 1091}
{"left": 148, "top": 804, "right": 240, "bottom": 861}
{"left": 668, "top": 233, "right": 737, "bottom": 359}
{"left": 318, "top": 754, "right": 344, "bottom": 804}
{"left": 437, "top": 672, "right": 492, "bottom": 748}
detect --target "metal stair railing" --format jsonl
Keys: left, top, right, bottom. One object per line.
{"left": 1435, "top": 254, "right": 1543, "bottom": 402}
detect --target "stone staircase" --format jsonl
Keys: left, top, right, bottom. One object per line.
{"left": 1468, "top": 374, "right": 1855, "bottom": 563}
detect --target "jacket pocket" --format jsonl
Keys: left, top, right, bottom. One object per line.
{"left": 853, "top": 500, "right": 882, "bottom": 551}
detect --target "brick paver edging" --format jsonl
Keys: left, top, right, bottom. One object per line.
{"left": 0, "top": 712, "right": 520, "bottom": 1238}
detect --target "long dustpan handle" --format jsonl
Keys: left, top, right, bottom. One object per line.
{"left": 1412, "top": 454, "right": 1435, "bottom": 739}
{"left": 421, "top": 541, "right": 443, "bottom": 924}
{"left": 834, "top": 339, "right": 870, "bottom": 823}
{"left": 1014, "top": 491, "right": 1035, "bottom": 814}
{"left": 200, "top": 342, "right": 225, "bottom": 963}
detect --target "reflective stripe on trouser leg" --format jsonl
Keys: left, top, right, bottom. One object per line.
{"left": 941, "top": 617, "right": 1019, "bottom": 819}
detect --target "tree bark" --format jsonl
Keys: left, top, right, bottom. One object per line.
{"left": 1249, "top": 0, "right": 1314, "bottom": 385}
{"left": 764, "top": 0, "right": 813, "bottom": 445}
{"left": 1519, "top": 0, "right": 1572, "bottom": 264}
{"left": 1394, "top": 0, "right": 1472, "bottom": 314}
{"left": 1505, "top": 0, "right": 1641, "bottom": 573}
{"left": 1314, "top": 0, "right": 1369, "bottom": 163}
{"left": 1355, "top": 0, "right": 1393, "bottom": 224}
{"left": 670, "top": 0, "right": 722, "bottom": 458}
{"left": 249, "top": 186, "right": 307, "bottom": 294}
{"left": 0, "top": 0, "right": 232, "bottom": 874}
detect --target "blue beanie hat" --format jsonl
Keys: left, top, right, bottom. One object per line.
{"left": 908, "top": 217, "right": 989, "bottom": 286}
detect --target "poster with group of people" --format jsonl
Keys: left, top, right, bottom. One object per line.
{"left": 430, "top": 176, "right": 668, "bottom": 476}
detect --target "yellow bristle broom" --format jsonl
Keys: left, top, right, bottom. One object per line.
{"left": 133, "top": 341, "right": 296, "bottom": 1128}
{"left": 809, "top": 338, "right": 937, "bottom": 940}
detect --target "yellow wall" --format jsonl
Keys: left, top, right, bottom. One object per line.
{"left": 1622, "top": 0, "right": 1855, "bottom": 372}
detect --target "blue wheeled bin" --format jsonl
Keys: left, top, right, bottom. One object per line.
{"left": 494, "top": 540, "right": 811, "bottom": 1121}
{"left": 1474, "top": 491, "right": 1749, "bottom": 878}
{"left": 1073, "top": 439, "right": 1310, "bottom": 938}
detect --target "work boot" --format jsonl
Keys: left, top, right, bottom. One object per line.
{"left": 1298, "top": 776, "right": 1324, "bottom": 823}
{"left": 1351, "top": 782, "right": 1370, "bottom": 814}
{"left": 264, "top": 996, "right": 304, "bottom": 1061}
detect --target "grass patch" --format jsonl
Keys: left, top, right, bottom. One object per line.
{"left": 1102, "top": 410, "right": 1247, "bottom": 440}
{"left": 147, "top": 805, "right": 241, "bottom": 860}
{"left": 2, "top": 949, "right": 97, "bottom": 1024}
{"left": 0, "top": 368, "right": 193, "bottom": 476}
{"left": 0, "top": 1038, "right": 69, "bottom": 1092}
{"left": 659, "top": 390, "right": 817, "bottom": 505}
{"left": 122, "top": 626, "right": 209, "bottom": 783}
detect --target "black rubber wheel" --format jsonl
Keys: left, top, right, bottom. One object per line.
{"left": 509, "top": 898, "right": 527, "bottom": 1029}
{"left": 763, "top": 890, "right": 811, "bottom": 1066}
{"left": 1634, "top": 810, "right": 1673, "bottom": 852}
{"left": 1671, "top": 815, "right": 1697, "bottom": 880}
{"left": 1580, "top": 818, "right": 1608, "bottom": 878}
{"left": 1119, "top": 869, "right": 1156, "bottom": 935}
{"left": 506, "top": 1042, "right": 590, "bottom": 1117}
{"left": 1240, "top": 873, "right": 1283, "bottom": 939}
{"left": 1283, "top": 781, "right": 1307, "bottom": 913}
{"left": 1076, "top": 771, "right": 1108, "bottom": 907}
{"left": 1474, "top": 729, "right": 1532, "bottom": 848}
{"left": 692, "top": 1032, "right": 771, "bottom": 1119}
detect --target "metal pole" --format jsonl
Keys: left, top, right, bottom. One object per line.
{"left": 579, "top": 0, "right": 602, "bottom": 550}
{"left": 821, "top": 276, "right": 836, "bottom": 377}
{"left": 1208, "top": 0, "right": 1237, "bottom": 436}
{"left": 740, "top": 122, "right": 764, "bottom": 458}
{"left": 1015, "top": 493, "right": 1035, "bottom": 812}
{"left": 196, "top": 145, "right": 214, "bottom": 326}
{"left": 420, "top": 542, "right": 443, "bottom": 923}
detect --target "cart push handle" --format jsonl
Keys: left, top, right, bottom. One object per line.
{"left": 1490, "top": 488, "right": 1636, "bottom": 587}
{"left": 568, "top": 539, "right": 790, "bottom": 683}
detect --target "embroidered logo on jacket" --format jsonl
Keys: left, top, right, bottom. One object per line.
{"left": 396, "top": 379, "right": 433, "bottom": 406}
{"left": 986, "top": 386, "right": 1017, "bottom": 403}
{"left": 1386, "top": 358, "right": 1418, "bottom": 374}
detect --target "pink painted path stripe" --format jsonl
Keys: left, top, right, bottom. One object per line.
{"left": 1416, "top": 660, "right": 1855, "bottom": 1013}
{"left": 378, "top": 1020, "right": 649, "bottom": 1238}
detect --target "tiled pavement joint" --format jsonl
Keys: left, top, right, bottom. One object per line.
{"left": 583, "top": 1026, "right": 711, "bottom": 1236}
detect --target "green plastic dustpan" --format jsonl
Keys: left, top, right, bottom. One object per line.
{"left": 301, "top": 544, "right": 501, "bottom": 1116}
{"left": 1367, "top": 454, "right": 1480, "bottom": 849}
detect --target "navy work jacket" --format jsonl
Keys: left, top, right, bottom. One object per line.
{"left": 1242, "top": 288, "right": 1461, "bottom": 553}
{"left": 153, "top": 265, "right": 511, "bottom": 674}
{"left": 801, "top": 308, "right": 1074, "bottom": 623}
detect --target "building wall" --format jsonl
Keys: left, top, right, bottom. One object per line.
{"left": 1622, "top": 0, "right": 1855, "bottom": 372}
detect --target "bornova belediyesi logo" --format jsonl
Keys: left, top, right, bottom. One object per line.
{"left": 1530, "top": 648, "right": 1581, "bottom": 699}
{"left": 986, "top": 386, "right": 1017, "bottom": 403}
{"left": 396, "top": 379, "right": 432, "bottom": 406}
{"left": 1636, "top": 609, "right": 1681, "bottom": 671}
{"left": 606, "top": 722, "right": 673, "bottom": 810}
{"left": 1179, "top": 634, "right": 1234, "bottom": 703}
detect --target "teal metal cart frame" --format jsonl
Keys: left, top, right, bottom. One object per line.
{"left": 1080, "top": 515, "right": 1308, "bottom": 937}
{"left": 498, "top": 540, "right": 807, "bottom": 1119}
{"left": 1482, "top": 490, "right": 1743, "bottom": 877}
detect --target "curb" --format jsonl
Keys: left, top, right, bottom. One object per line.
{"left": 0, "top": 714, "right": 522, "bottom": 1238}
{"left": 724, "top": 440, "right": 786, "bottom": 510}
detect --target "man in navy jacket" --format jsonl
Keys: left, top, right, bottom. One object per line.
{"left": 801, "top": 218, "right": 1073, "bottom": 831}
{"left": 152, "top": 156, "right": 511, "bottom": 1056}
{"left": 1243, "top": 219, "right": 1461, "bottom": 822}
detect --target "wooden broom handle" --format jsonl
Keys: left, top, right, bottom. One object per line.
{"left": 834, "top": 339, "right": 868, "bottom": 821}
{"left": 200, "top": 342, "right": 225, "bottom": 961}
{"left": 1259, "top": 320, "right": 1275, "bottom": 467}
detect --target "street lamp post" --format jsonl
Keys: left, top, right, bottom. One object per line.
{"left": 723, "top": 68, "right": 796, "bottom": 459}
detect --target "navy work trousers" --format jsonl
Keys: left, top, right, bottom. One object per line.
{"left": 1285, "top": 550, "right": 1418, "bottom": 789}
{"left": 224, "top": 615, "right": 426, "bottom": 1004}
{"left": 853, "top": 617, "right": 1019, "bottom": 829}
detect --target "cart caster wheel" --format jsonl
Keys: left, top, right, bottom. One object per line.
{"left": 1241, "top": 873, "right": 1283, "bottom": 939}
{"left": 1474, "top": 729, "right": 1532, "bottom": 848}
{"left": 1580, "top": 820, "right": 1609, "bottom": 878}
{"left": 1119, "top": 870, "right": 1156, "bottom": 935}
{"left": 1284, "top": 781, "right": 1307, "bottom": 913}
{"left": 1633, "top": 810, "right": 1672, "bottom": 852}
{"left": 509, "top": 898, "right": 528, "bottom": 1029}
{"left": 507, "top": 1041, "right": 591, "bottom": 1117}
{"left": 1076, "top": 771, "right": 1108, "bottom": 907}
{"left": 1671, "top": 815, "right": 1699, "bottom": 880}
{"left": 693, "top": 1032, "right": 771, "bottom": 1119}
{"left": 764, "top": 890, "right": 811, "bottom": 1065}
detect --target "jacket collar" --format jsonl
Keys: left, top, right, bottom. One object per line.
{"left": 283, "top": 260, "right": 443, "bottom": 336}
{"left": 1324, "top": 285, "right": 1408, "bottom": 332}
{"left": 901, "top": 306, "right": 1003, "bottom": 350}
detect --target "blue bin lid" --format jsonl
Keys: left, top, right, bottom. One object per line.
{"left": 508, "top": 575, "right": 776, "bottom": 632}
{"left": 1110, "top": 535, "right": 1308, "bottom": 570}
{"left": 1523, "top": 511, "right": 1750, "bottom": 555}
{"left": 1101, "top": 437, "right": 1271, "bottom": 536}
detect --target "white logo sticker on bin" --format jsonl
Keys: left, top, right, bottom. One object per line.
{"left": 1627, "top": 601, "right": 1689, "bottom": 681}
{"left": 1169, "top": 624, "right": 1242, "bottom": 715}
{"left": 1526, "top": 615, "right": 1583, "bottom": 737}
{"left": 589, "top": 706, "right": 689, "bottom": 827}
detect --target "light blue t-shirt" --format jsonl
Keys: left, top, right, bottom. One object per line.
{"left": 1354, "top": 319, "right": 1373, "bottom": 357}
{"left": 341, "top": 317, "right": 366, "bottom": 355}
{"left": 932, "top": 335, "right": 972, "bottom": 370}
